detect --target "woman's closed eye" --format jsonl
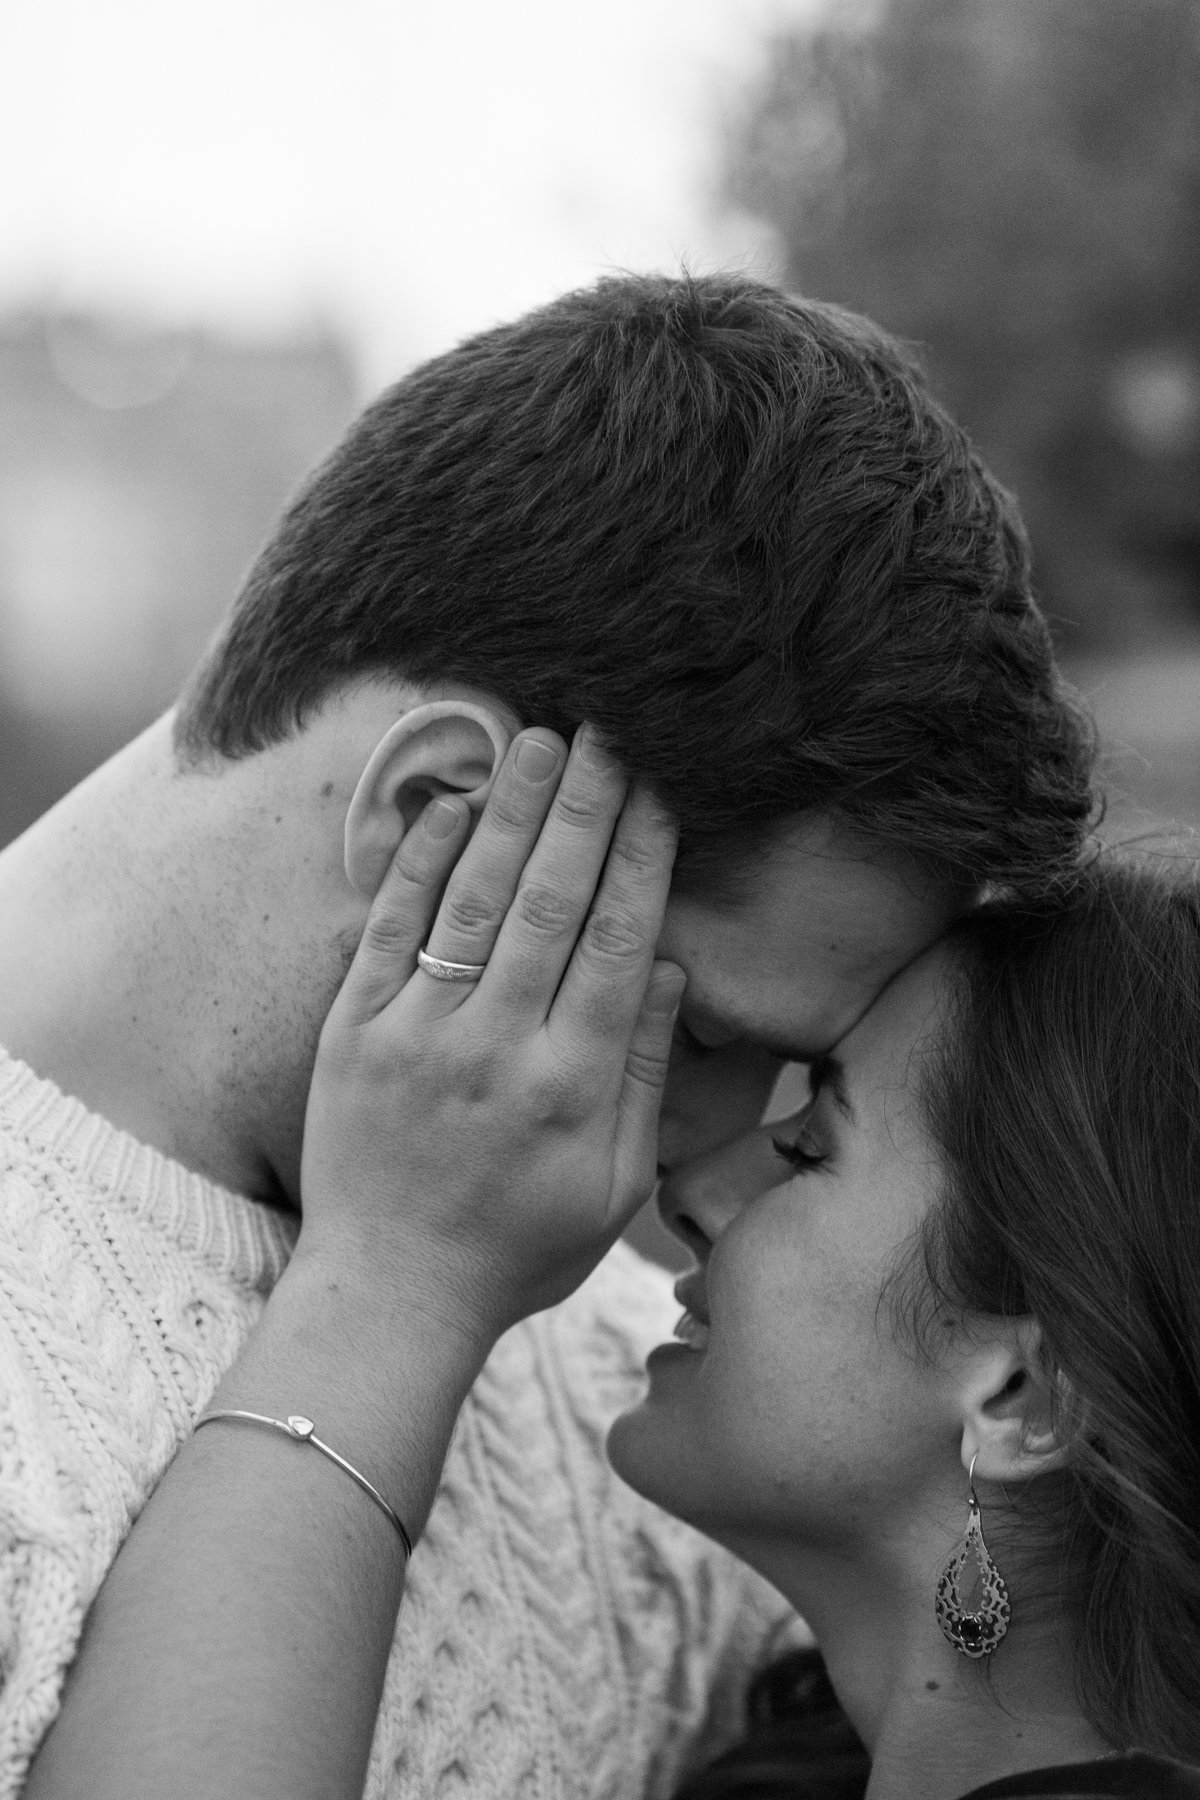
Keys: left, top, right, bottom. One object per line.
{"left": 771, "top": 1128, "right": 829, "bottom": 1174}
{"left": 771, "top": 1075, "right": 833, "bottom": 1173}
{"left": 771, "top": 1056, "right": 843, "bottom": 1175}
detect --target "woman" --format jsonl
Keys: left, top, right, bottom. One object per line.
{"left": 640, "top": 857, "right": 1200, "bottom": 1797}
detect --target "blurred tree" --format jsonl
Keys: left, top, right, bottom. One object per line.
{"left": 724, "top": 0, "right": 1200, "bottom": 648}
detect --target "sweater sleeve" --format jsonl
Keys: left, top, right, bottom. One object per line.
{"left": 0, "top": 1111, "right": 292, "bottom": 1800}
{"left": 0, "top": 1308, "right": 92, "bottom": 1799}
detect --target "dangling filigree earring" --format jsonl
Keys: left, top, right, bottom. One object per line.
{"left": 935, "top": 1452, "right": 1011, "bottom": 1658}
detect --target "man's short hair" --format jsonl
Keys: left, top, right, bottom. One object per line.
{"left": 175, "top": 272, "right": 1094, "bottom": 897}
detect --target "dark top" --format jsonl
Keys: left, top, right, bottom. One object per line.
{"left": 673, "top": 1650, "right": 1200, "bottom": 1800}
{"left": 961, "top": 1750, "right": 1200, "bottom": 1797}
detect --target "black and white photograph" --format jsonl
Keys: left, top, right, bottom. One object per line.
{"left": 0, "top": 3, "right": 1198, "bottom": 1796}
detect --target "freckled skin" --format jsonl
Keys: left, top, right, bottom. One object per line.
{"left": 609, "top": 942, "right": 963, "bottom": 1586}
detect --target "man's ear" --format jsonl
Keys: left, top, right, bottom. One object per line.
{"left": 958, "top": 1319, "right": 1076, "bottom": 1487}
{"left": 344, "top": 700, "right": 512, "bottom": 897}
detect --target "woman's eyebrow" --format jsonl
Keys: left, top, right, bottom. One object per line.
{"left": 809, "top": 1053, "right": 855, "bottom": 1122}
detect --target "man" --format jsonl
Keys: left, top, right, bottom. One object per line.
{"left": 0, "top": 274, "right": 1092, "bottom": 1797}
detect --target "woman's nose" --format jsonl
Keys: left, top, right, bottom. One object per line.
{"left": 657, "top": 1124, "right": 788, "bottom": 1258}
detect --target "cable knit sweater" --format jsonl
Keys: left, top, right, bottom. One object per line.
{"left": 0, "top": 1047, "right": 803, "bottom": 1799}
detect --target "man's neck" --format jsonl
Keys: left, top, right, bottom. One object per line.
{"left": 0, "top": 716, "right": 322, "bottom": 1204}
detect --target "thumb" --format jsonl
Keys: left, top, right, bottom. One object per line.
{"left": 611, "top": 961, "right": 687, "bottom": 1220}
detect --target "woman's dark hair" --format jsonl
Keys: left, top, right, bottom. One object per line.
{"left": 677, "top": 854, "right": 1200, "bottom": 1796}
{"left": 916, "top": 854, "right": 1200, "bottom": 1760}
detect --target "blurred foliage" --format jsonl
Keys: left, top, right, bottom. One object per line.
{"left": 724, "top": 0, "right": 1200, "bottom": 649}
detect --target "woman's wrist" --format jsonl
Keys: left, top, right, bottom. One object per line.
{"left": 285, "top": 1223, "right": 505, "bottom": 1369}
{"left": 212, "top": 1241, "right": 493, "bottom": 1545}
{"left": 24, "top": 1224, "right": 493, "bottom": 1800}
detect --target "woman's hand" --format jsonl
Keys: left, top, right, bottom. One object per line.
{"left": 27, "top": 727, "right": 682, "bottom": 1800}
{"left": 299, "top": 724, "right": 685, "bottom": 1350}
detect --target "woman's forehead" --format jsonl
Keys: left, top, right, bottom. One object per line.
{"left": 834, "top": 937, "right": 957, "bottom": 1107}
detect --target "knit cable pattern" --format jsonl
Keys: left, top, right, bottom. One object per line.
{"left": 0, "top": 1051, "right": 803, "bottom": 1799}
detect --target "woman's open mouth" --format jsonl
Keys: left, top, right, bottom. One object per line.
{"left": 672, "top": 1310, "right": 710, "bottom": 1352}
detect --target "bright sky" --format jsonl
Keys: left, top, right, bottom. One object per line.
{"left": 1, "top": 0, "right": 823, "bottom": 386}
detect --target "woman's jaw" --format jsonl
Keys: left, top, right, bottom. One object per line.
{"left": 609, "top": 941, "right": 965, "bottom": 1571}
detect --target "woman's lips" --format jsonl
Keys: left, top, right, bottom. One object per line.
{"left": 672, "top": 1310, "right": 710, "bottom": 1352}
{"left": 661, "top": 1271, "right": 713, "bottom": 1355}
{"left": 673, "top": 1272, "right": 711, "bottom": 1326}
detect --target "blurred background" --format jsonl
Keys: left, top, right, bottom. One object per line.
{"left": 3, "top": 0, "right": 1198, "bottom": 842}
{"left": 2, "top": 0, "right": 1198, "bottom": 1264}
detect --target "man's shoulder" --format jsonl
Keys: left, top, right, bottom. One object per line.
{"left": 0, "top": 1043, "right": 294, "bottom": 1285}
{"left": 0, "top": 1047, "right": 294, "bottom": 1515}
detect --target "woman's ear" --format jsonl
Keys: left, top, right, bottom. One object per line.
{"left": 344, "top": 700, "right": 512, "bottom": 897}
{"left": 958, "top": 1319, "right": 1076, "bottom": 1486}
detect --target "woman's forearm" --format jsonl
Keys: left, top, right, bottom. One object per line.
{"left": 24, "top": 735, "right": 679, "bottom": 1799}
{"left": 23, "top": 1250, "right": 488, "bottom": 1800}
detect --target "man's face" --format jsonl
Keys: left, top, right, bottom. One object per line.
{"left": 654, "top": 814, "right": 966, "bottom": 1173}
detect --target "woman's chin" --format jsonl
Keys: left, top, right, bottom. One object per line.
{"left": 606, "top": 1376, "right": 703, "bottom": 1519}
{"left": 606, "top": 1398, "right": 666, "bottom": 1497}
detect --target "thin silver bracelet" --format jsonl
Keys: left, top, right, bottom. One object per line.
{"left": 194, "top": 1409, "right": 413, "bottom": 1558}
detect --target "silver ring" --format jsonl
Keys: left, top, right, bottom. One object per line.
{"left": 416, "top": 946, "right": 489, "bottom": 983}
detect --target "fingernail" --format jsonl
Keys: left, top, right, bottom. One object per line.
{"left": 646, "top": 966, "right": 686, "bottom": 1013}
{"left": 575, "top": 726, "right": 610, "bottom": 769}
{"left": 516, "top": 738, "right": 560, "bottom": 782}
{"left": 425, "top": 798, "right": 462, "bottom": 838}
